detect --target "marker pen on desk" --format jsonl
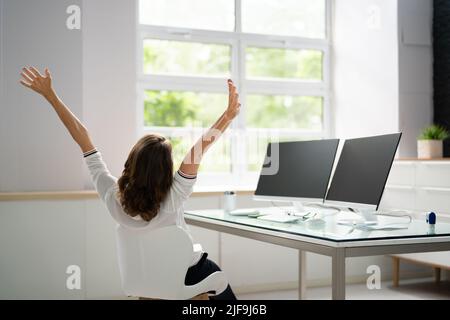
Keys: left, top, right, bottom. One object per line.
{"left": 426, "top": 212, "right": 436, "bottom": 235}
{"left": 426, "top": 212, "right": 436, "bottom": 225}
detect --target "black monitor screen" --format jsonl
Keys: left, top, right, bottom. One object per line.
{"left": 255, "top": 140, "right": 339, "bottom": 200}
{"left": 326, "top": 133, "right": 402, "bottom": 208}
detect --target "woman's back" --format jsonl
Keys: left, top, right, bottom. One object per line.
{"left": 84, "top": 150, "right": 202, "bottom": 265}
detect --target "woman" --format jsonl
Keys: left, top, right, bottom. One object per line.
{"left": 19, "top": 66, "right": 240, "bottom": 300}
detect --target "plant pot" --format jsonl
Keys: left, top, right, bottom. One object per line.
{"left": 417, "top": 140, "right": 443, "bottom": 159}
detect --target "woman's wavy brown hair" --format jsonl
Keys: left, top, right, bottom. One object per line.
{"left": 117, "top": 134, "right": 173, "bottom": 222}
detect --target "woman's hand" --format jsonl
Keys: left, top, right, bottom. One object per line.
{"left": 18, "top": 66, "right": 95, "bottom": 153}
{"left": 20, "top": 67, "right": 54, "bottom": 99}
{"left": 224, "top": 79, "right": 241, "bottom": 120}
{"left": 179, "top": 79, "right": 241, "bottom": 176}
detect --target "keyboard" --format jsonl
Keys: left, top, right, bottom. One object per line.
{"left": 257, "top": 214, "right": 299, "bottom": 223}
{"left": 228, "top": 209, "right": 261, "bottom": 216}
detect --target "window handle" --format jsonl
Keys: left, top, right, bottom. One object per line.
{"left": 167, "top": 28, "right": 192, "bottom": 38}
{"left": 267, "top": 37, "right": 291, "bottom": 47}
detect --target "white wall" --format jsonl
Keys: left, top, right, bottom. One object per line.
{"left": 332, "top": 0, "right": 433, "bottom": 157}
{"left": 0, "top": 0, "right": 4, "bottom": 152}
{"left": 333, "top": 0, "right": 399, "bottom": 140}
{"left": 81, "top": 0, "right": 137, "bottom": 186}
{"left": 0, "top": 0, "right": 137, "bottom": 192}
{"left": 0, "top": 0, "right": 84, "bottom": 192}
{"left": 397, "top": 0, "right": 433, "bottom": 157}
{"left": 0, "top": 200, "right": 87, "bottom": 299}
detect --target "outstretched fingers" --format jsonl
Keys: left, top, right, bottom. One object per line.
{"left": 228, "top": 79, "right": 236, "bottom": 93}
{"left": 22, "top": 67, "right": 36, "bottom": 80}
{"left": 20, "top": 71, "right": 33, "bottom": 83}
{"left": 19, "top": 80, "right": 32, "bottom": 88}
{"left": 29, "top": 66, "right": 43, "bottom": 78}
{"left": 20, "top": 67, "right": 38, "bottom": 89}
{"left": 228, "top": 79, "right": 238, "bottom": 105}
{"left": 19, "top": 66, "right": 53, "bottom": 97}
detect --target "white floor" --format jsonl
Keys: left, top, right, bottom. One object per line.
{"left": 237, "top": 278, "right": 450, "bottom": 300}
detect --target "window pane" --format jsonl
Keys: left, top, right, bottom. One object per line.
{"left": 168, "top": 135, "right": 232, "bottom": 173}
{"left": 144, "top": 91, "right": 227, "bottom": 128}
{"left": 201, "top": 136, "right": 232, "bottom": 172}
{"left": 246, "top": 95, "right": 323, "bottom": 130}
{"left": 247, "top": 135, "right": 320, "bottom": 171}
{"left": 144, "top": 39, "right": 231, "bottom": 77}
{"left": 139, "top": 0, "right": 235, "bottom": 31}
{"left": 246, "top": 47, "right": 322, "bottom": 81}
{"left": 246, "top": 134, "right": 273, "bottom": 172}
{"left": 168, "top": 136, "right": 191, "bottom": 171}
{"left": 242, "top": 0, "right": 326, "bottom": 38}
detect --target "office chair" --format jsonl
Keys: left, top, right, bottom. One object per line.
{"left": 115, "top": 225, "right": 228, "bottom": 300}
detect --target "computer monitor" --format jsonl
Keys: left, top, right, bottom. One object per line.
{"left": 325, "top": 133, "right": 402, "bottom": 213}
{"left": 254, "top": 139, "right": 340, "bottom": 210}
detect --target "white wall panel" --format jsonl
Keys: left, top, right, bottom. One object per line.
{"left": 0, "top": 0, "right": 84, "bottom": 192}
{"left": 0, "top": 201, "right": 86, "bottom": 299}
{"left": 84, "top": 199, "right": 123, "bottom": 299}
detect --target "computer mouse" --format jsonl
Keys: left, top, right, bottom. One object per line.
{"left": 248, "top": 213, "right": 262, "bottom": 218}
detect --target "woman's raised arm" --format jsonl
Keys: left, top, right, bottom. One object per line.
{"left": 179, "top": 79, "right": 241, "bottom": 176}
{"left": 20, "top": 66, "right": 95, "bottom": 153}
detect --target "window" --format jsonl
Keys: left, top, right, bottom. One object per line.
{"left": 241, "top": 0, "right": 326, "bottom": 38}
{"left": 138, "top": 0, "right": 331, "bottom": 186}
{"left": 139, "top": 0, "right": 235, "bottom": 31}
{"left": 143, "top": 40, "right": 231, "bottom": 77}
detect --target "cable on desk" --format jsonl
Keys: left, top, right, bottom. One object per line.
{"left": 270, "top": 201, "right": 295, "bottom": 216}
{"left": 351, "top": 208, "right": 413, "bottom": 224}
{"left": 375, "top": 210, "right": 413, "bottom": 224}
{"left": 304, "top": 202, "right": 342, "bottom": 213}
{"left": 270, "top": 201, "right": 316, "bottom": 220}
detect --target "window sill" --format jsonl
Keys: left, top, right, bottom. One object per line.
{"left": 396, "top": 158, "right": 450, "bottom": 161}
{"left": 0, "top": 188, "right": 255, "bottom": 202}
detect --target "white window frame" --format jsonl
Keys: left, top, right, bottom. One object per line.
{"left": 136, "top": 0, "right": 332, "bottom": 187}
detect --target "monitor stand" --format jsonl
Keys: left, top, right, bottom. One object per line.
{"left": 292, "top": 201, "right": 307, "bottom": 215}
{"left": 337, "top": 207, "right": 378, "bottom": 227}
{"left": 356, "top": 208, "right": 378, "bottom": 225}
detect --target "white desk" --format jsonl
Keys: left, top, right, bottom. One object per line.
{"left": 185, "top": 208, "right": 450, "bottom": 300}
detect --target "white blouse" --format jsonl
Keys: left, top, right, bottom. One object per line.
{"left": 84, "top": 149, "right": 203, "bottom": 266}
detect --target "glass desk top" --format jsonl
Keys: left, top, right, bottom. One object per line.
{"left": 185, "top": 207, "right": 450, "bottom": 243}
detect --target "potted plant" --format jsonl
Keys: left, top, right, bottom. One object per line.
{"left": 417, "top": 124, "right": 450, "bottom": 159}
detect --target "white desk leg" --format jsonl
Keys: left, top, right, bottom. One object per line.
{"left": 332, "top": 248, "right": 346, "bottom": 300}
{"left": 298, "top": 250, "right": 306, "bottom": 299}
